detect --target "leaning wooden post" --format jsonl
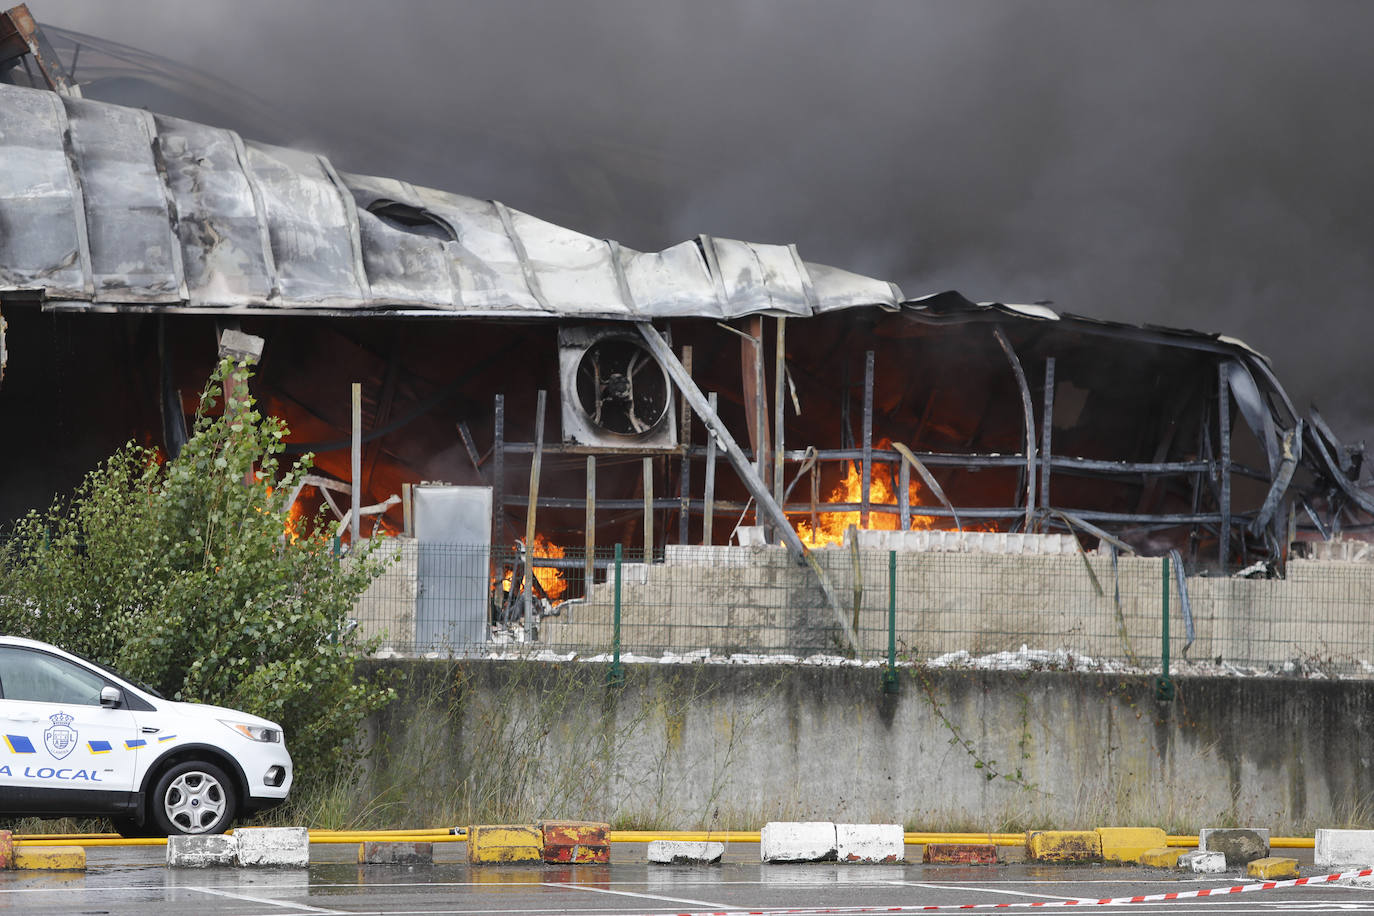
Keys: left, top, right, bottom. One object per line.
{"left": 773, "top": 317, "right": 787, "bottom": 508}
{"left": 584, "top": 455, "right": 596, "bottom": 595}
{"left": 350, "top": 382, "right": 362, "bottom": 547}
{"left": 493, "top": 394, "right": 505, "bottom": 549}
{"left": 678, "top": 345, "right": 693, "bottom": 545}
{"left": 861, "top": 350, "right": 874, "bottom": 529}
{"left": 1218, "top": 365, "right": 1231, "bottom": 571}
{"left": 636, "top": 322, "right": 859, "bottom": 651}
{"left": 643, "top": 456, "right": 654, "bottom": 560}
{"left": 703, "top": 392, "right": 718, "bottom": 545}
{"left": 524, "top": 390, "right": 546, "bottom": 636}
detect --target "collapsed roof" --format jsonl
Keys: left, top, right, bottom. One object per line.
{"left": 0, "top": 71, "right": 1371, "bottom": 579}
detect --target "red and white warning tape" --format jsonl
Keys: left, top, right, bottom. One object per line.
{"left": 653, "top": 867, "right": 1374, "bottom": 914}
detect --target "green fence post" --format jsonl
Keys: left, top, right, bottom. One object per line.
{"left": 882, "top": 550, "right": 900, "bottom": 693}
{"left": 608, "top": 543, "right": 625, "bottom": 687}
{"left": 332, "top": 535, "right": 341, "bottom": 559}
{"left": 1155, "top": 554, "right": 1175, "bottom": 702}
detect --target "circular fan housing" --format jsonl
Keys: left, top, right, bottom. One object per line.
{"left": 573, "top": 337, "right": 672, "bottom": 437}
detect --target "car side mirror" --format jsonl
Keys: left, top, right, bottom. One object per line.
{"left": 100, "top": 686, "right": 122, "bottom": 708}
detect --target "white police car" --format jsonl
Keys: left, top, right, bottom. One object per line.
{"left": 0, "top": 636, "right": 292, "bottom": 836}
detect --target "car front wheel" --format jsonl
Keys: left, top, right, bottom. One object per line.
{"left": 149, "top": 761, "right": 237, "bottom": 835}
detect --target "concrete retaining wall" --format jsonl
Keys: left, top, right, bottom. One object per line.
{"left": 360, "top": 660, "right": 1374, "bottom": 834}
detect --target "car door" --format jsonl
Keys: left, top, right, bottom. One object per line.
{"left": 0, "top": 646, "right": 142, "bottom": 809}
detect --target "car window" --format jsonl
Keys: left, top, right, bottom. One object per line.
{"left": 0, "top": 647, "right": 106, "bottom": 705}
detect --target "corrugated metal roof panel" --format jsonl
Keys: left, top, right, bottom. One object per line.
{"left": 0, "top": 86, "right": 86, "bottom": 297}
{"left": 0, "top": 82, "right": 912, "bottom": 319}
{"left": 152, "top": 112, "right": 273, "bottom": 307}
{"left": 64, "top": 98, "right": 182, "bottom": 301}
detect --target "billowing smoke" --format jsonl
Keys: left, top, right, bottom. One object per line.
{"left": 36, "top": 0, "right": 1374, "bottom": 453}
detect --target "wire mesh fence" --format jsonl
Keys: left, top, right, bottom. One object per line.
{"left": 350, "top": 537, "right": 1374, "bottom": 676}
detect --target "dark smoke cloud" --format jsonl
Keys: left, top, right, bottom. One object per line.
{"left": 37, "top": 0, "right": 1374, "bottom": 453}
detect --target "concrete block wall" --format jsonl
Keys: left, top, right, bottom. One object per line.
{"left": 541, "top": 545, "right": 1374, "bottom": 670}
{"left": 354, "top": 534, "right": 1374, "bottom": 671}
{"left": 353, "top": 538, "right": 418, "bottom": 651}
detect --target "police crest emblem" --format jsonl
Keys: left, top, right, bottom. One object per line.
{"left": 44, "top": 711, "right": 78, "bottom": 760}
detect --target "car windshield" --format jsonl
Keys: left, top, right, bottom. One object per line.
{"left": 64, "top": 646, "right": 165, "bottom": 699}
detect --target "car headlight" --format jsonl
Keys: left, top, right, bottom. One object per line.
{"left": 220, "top": 720, "right": 282, "bottom": 743}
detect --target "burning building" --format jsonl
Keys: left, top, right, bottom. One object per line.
{"left": 3, "top": 6, "right": 1372, "bottom": 655}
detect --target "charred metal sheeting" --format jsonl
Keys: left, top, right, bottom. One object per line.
{"left": 0, "top": 6, "right": 80, "bottom": 96}
{"left": 993, "top": 327, "right": 1036, "bottom": 531}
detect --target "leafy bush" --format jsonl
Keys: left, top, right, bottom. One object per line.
{"left": 0, "top": 360, "right": 391, "bottom": 794}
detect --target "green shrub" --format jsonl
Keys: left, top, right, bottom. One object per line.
{"left": 0, "top": 360, "right": 392, "bottom": 794}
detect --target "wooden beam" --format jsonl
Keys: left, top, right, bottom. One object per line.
{"left": 703, "top": 392, "right": 718, "bottom": 546}
{"left": 493, "top": 394, "right": 505, "bottom": 549}
{"left": 585, "top": 455, "right": 596, "bottom": 591}
{"left": 774, "top": 317, "right": 787, "bottom": 509}
{"left": 350, "top": 382, "right": 362, "bottom": 546}
{"left": 1218, "top": 365, "right": 1231, "bottom": 570}
{"left": 523, "top": 390, "right": 546, "bottom": 632}
{"left": 637, "top": 322, "right": 859, "bottom": 651}
{"left": 678, "top": 345, "right": 693, "bottom": 545}
{"left": 861, "top": 350, "right": 874, "bottom": 528}
{"left": 643, "top": 456, "right": 655, "bottom": 558}
{"left": 741, "top": 316, "right": 770, "bottom": 523}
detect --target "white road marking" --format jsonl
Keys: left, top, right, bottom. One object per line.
{"left": 889, "top": 880, "right": 1095, "bottom": 902}
{"left": 187, "top": 885, "right": 348, "bottom": 914}
{"left": 543, "top": 880, "right": 740, "bottom": 908}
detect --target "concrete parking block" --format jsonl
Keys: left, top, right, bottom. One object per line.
{"left": 1247, "top": 856, "right": 1298, "bottom": 879}
{"left": 541, "top": 821, "right": 610, "bottom": 864}
{"left": 467, "top": 825, "right": 543, "bottom": 865}
{"left": 0, "top": 831, "right": 11, "bottom": 869}
{"left": 358, "top": 841, "right": 433, "bottom": 865}
{"left": 1316, "top": 829, "right": 1374, "bottom": 868}
{"left": 1199, "top": 828, "right": 1270, "bottom": 866}
{"left": 1025, "top": 830, "right": 1102, "bottom": 863}
{"left": 167, "top": 834, "right": 238, "bottom": 867}
{"left": 647, "top": 841, "right": 724, "bottom": 864}
{"left": 12, "top": 846, "right": 86, "bottom": 871}
{"left": 761, "top": 822, "right": 838, "bottom": 863}
{"left": 836, "top": 824, "right": 903, "bottom": 863}
{"left": 923, "top": 843, "right": 998, "bottom": 865}
{"left": 1139, "top": 846, "right": 1184, "bottom": 868}
{"left": 1097, "top": 827, "right": 1167, "bottom": 864}
{"left": 235, "top": 827, "right": 310, "bottom": 867}
{"left": 1179, "top": 850, "right": 1227, "bottom": 873}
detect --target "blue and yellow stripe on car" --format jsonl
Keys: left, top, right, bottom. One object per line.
{"left": 87, "top": 740, "right": 112, "bottom": 754}
{"left": 157, "top": 734, "right": 177, "bottom": 743}
{"left": 123, "top": 739, "right": 146, "bottom": 750}
{"left": 4, "top": 734, "right": 36, "bottom": 754}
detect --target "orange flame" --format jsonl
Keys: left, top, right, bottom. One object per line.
{"left": 284, "top": 498, "right": 304, "bottom": 543}
{"left": 795, "top": 442, "right": 936, "bottom": 547}
{"left": 530, "top": 533, "right": 567, "bottom": 601}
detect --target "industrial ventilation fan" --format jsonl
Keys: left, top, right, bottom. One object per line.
{"left": 558, "top": 326, "right": 677, "bottom": 448}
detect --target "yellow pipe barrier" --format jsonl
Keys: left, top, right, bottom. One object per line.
{"left": 9, "top": 829, "right": 1321, "bottom": 850}
{"left": 609, "top": 830, "right": 760, "bottom": 843}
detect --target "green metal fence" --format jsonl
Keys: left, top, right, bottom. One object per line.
{"left": 351, "top": 539, "right": 1374, "bottom": 678}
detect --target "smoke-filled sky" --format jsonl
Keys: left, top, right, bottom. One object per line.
{"left": 34, "top": 0, "right": 1374, "bottom": 447}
